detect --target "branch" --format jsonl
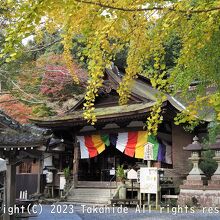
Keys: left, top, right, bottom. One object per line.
{"left": 19, "top": 97, "right": 44, "bottom": 104}
{"left": 0, "top": 71, "right": 44, "bottom": 104}
{"left": 0, "top": 99, "right": 17, "bottom": 104}
{"left": 74, "top": 0, "right": 220, "bottom": 13}
{"left": 74, "top": 0, "right": 167, "bottom": 12}
{"left": 0, "top": 94, "right": 44, "bottom": 105}
{"left": 24, "top": 38, "right": 63, "bottom": 53}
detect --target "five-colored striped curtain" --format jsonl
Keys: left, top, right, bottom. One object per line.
{"left": 77, "top": 134, "right": 109, "bottom": 159}
{"left": 77, "top": 132, "right": 171, "bottom": 163}
{"left": 116, "top": 131, "right": 148, "bottom": 159}
{"left": 115, "top": 132, "right": 159, "bottom": 159}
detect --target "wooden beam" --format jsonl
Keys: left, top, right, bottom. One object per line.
{"left": 77, "top": 126, "right": 147, "bottom": 136}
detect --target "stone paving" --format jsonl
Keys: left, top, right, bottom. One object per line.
{"left": 26, "top": 204, "right": 220, "bottom": 220}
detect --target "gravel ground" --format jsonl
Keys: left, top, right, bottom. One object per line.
{"left": 25, "top": 204, "right": 220, "bottom": 220}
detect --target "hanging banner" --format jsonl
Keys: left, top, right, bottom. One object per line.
{"left": 77, "top": 132, "right": 169, "bottom": 162}
{"left": 157, "top": 140, "right": 172, "bottom": 164}
{"left": 77, "top": 134, "right": 110, "bottom": 159}
{"left": 115, "top": 132, "right": 161, "bottom": 160}
{"left": 115, "top": 131, "right": 148, "bottom": 159}
{"left": 163, "top": 140, "right": 172, "bottom": 164}
{"left": 157, "top": 141, "right": 166, "bottom": 163}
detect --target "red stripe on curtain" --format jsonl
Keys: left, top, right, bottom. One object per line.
{"left": 85, "top": 136, "right": 98, "bottom": 158}
{"left": 124, "top": 132, "right": 138, "bottom": 157}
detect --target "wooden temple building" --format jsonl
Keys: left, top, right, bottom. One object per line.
{"left": 0, "top": 110, "right": 49, "bottom": 219}
{"left": 30, "top": 66, "right": 208, "bottom": 203}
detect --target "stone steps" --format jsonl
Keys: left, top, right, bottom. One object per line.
{"left": 77, "top": 181, "right": 117, "bottom": 188}
{"left": 67, "top": 197, "right": 110, "bottom": 204}
{"left": 67, "top": 186, "right": 117, "bottom": 204}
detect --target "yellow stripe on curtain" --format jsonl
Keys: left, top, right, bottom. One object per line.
{"left": 135, "top": 131, "right": 148, "bottom": 159}
{"left": 92, "top": 135, "right": 105, "bottom": 154}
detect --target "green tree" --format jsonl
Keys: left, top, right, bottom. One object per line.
{"left": 1, "top": 0, "right": 220, "bottom": 133}
{"left": 200, "top": 150, "right": 217, "bottom": 178}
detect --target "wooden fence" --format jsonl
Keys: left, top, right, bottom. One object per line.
{"left": 16, "top": 174, "right": 45, "bottom": 198}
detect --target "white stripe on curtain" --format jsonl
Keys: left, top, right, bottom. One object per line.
{"left": 162, "top": 140, "right": 172, "bottom": 164}
{"left": 116, "top": 133, "right": 128, "bottom": 153}
{"left": 77, "top": 136, "right": 89, "bottom": 159}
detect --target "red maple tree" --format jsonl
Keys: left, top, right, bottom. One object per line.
{"left": 0, "top": 94, "right": 33, "bottom": 124}
{"left": 40, "top": 65, "right": 87, "bottom": 99}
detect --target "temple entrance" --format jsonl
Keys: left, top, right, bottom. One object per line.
{"left": 78, "top": 145, "right": 141, "bottom": 181}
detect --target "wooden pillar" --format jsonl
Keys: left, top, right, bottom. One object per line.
{"left": 72, "top": 137, "right": 79, "bottom": 188}
{"left": 37, "top": 158, "right": 42, "bottom": 194}
{"left": 4, "top": 162, "right": 16, "bottom": 220}
{"left": 59, "top": 154, "right": 63, "bottom": 171}
{"left": 1, "top": 172, "right": 6, "bottom": 220}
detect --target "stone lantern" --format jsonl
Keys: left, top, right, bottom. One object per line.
{"left": 209, "top": 134, "right": 220, "bottom": 186}
{"left": 183, "top": 136, "right": 205, "bottom": 186}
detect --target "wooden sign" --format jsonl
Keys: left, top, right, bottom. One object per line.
{"left": 110, "top": 168, "right": 115, "bottom": 175}
{"left": 144, "top": 143, "right": 154, "bottom": 160}
{"left": 60, "top": 176, "right": 66, "bottom": 190}
{"left": 140, "top": 167, "right": 158, "bottom": 194}
{"left": 127, "top": 169, "right": 138, "bottom": 180}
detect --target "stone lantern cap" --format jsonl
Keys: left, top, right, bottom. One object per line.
{"left": 183, "top": 136, "right": 203, "bottom": 151}
{"left": 210, "top": 135, "right": 220, "bottom": 150}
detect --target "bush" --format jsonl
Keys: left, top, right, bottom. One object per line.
{"left": 116, "top": 165, "right": 126, "bottom": 182}
{"left": 63, "top": 167, "right": 71, "bottom": 181}
{"left": 199, "top": 150, "right": 217, "bottom": 178}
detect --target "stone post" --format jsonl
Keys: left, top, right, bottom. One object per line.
{"left": 209, "top": 135, "right": 220, "bottom": 186}
{"left": 185, "top": 151, "right": 205, "bottom": 183}
{"left": 182, "top": 136, "right": 205, "bottom": 186}
{"left": 211, "top": 150, "right": 220, "bottom": 180}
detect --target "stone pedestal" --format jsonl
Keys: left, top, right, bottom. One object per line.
{"left": 178, "top": 152, "right": 207, "bottom": 206}
{"left": 183, "top": 179, "right": 204, "bottom": 186}
{"left": 178, "top": 136, "right": 220, "bottom": 208}
{"left": 178, "top": 186, "right": 220, "bottom": 208}
{"left": 209, "top": 150, "right": 220, "bottom": 187}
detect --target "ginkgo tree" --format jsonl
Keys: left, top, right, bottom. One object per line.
{"left": 1, "top": 0, "right": 220, "bottom": 134}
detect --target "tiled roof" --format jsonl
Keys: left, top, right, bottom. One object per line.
{"left": 29, "top": 66, "right": 213, "bottom": 127}
{"left": 0, "top": 110, "right": 51, "bottom": 148}
{"left": 0, "top": 131, "right": 48, "bottom": 148}
{"left": 0, "top": 110, "right": 22, "bottom": 130}
{"left": 30, "top": 102, "right": 157, "bottom": 126}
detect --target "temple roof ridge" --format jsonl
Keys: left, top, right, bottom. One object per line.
{"left": 0, "top": 110, "right": 51, "bottom": 148}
